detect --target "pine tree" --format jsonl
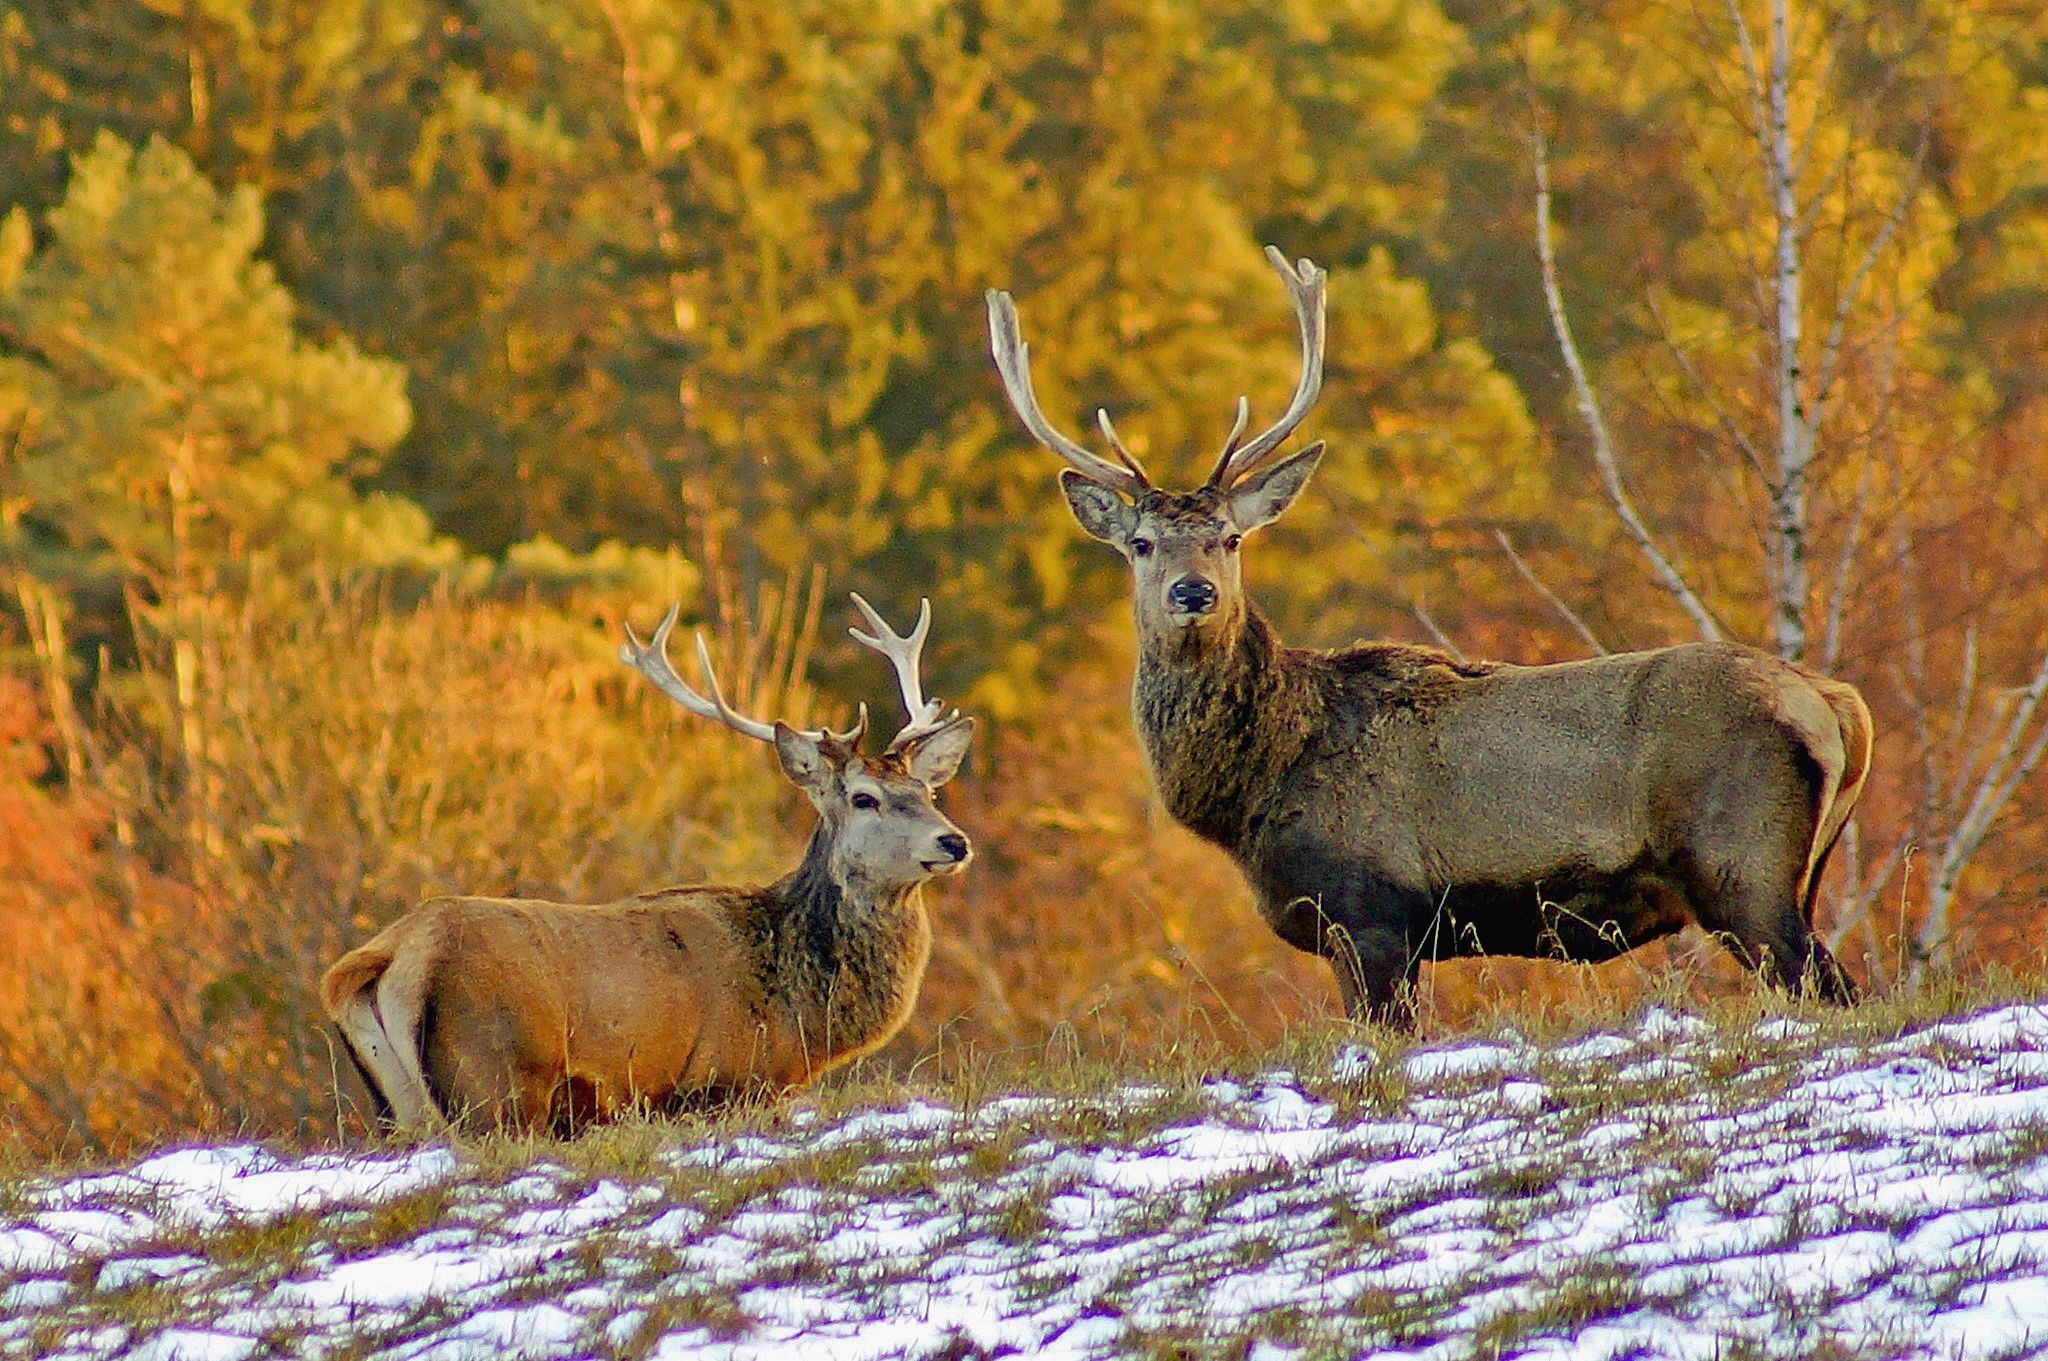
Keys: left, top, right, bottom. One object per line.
{"left": 0, "top": 132, "right": 432, "bottom": 593}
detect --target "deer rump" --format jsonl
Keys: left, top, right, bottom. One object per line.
{"left": 1225, "top": 640, "right": 1869, "bottom": 999}
{"left": 321, "top": 892, "right": 788, "bottom": 1134}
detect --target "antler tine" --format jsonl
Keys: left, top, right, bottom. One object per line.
{"left": 1095, "top": 409, "right": 1151, "bottom": 487}
{"left": 986, "top": 289, "right": 1149, "bottom": 499}
{"left": 619, "top": 604, "right": 790, "bottom": 745}
{"left": 1210, "top": 247, "right": 1327, "bottom": 489}
{"left": 1205, "top": 395, "right": 1252, "bottom": 487}
{"left": 848, "top": 592, "right": 959, "bottom": 751}
{"left": 688, "top": 632, "right": 782, "bottom": 743}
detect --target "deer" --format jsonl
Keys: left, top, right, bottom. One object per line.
{"left": 986, "top": 247, "right": 1870, "bottom": 1026}
{"left": 319, "top": 593, "right": 975, "bottom": 1135}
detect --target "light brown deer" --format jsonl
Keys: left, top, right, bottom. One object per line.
{"left": 987, "top": 247, "right": 1870, "bottom": 1026}
{"left": 320, "top": 594, "right": 974, "bottom": 1134}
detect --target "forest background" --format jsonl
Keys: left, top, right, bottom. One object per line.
{"left": 0, "top": 0, "right": 2043, "bottom": 1155}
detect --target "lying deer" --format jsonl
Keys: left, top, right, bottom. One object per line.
{"left": 987, "top": 248, "right": 1869, "bottom": 1025}
{"left": 321, "top": 594, "right": 974, "bottom": 1134}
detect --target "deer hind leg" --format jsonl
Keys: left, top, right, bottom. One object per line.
{"left": 1680, "top": 800, "right": 1859, "bottom": 1005}
{"left": 333, "top": 992, "right": 419, "bottom": 1128}
{"left": 423, "top": 990, "right": 566, "bottom": 1137}
{"left": 332, "top": 984, "right": 444, "bottom": 1131}
{"left": 1710, "top": 911, "right": 1858, "bottom": 1005}
{"left": 427, "top": 1042, "right": 561, "bottom": 1136}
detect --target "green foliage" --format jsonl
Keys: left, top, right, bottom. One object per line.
{"left": 0, "top": 133, "right": 442, "bottom": 588}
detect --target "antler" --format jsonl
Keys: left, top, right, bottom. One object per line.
{"left": 1206, "top": 246, "right": 1327, "bottom": 490}
{"left": 986, "top": 289, "right": 1151, "bottom": 499}
{"left": 621, "top": 604, "right": 865, "bottom": 748}
{"left": 848, "top": 592, "right": 961, "bottom": 752}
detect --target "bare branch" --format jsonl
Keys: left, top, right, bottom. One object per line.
{"left": 1492, "top": 529, "right": 1608, "bottom": 655}
{"left": 1808, "top": 122, "right": 1930, "bottom": 427}
{"left": 1642, "top": 290, "right": 1769, "bottom": 481}
{"left": 1819, "top": 436, "right": 1874, "bottom": 670}
{"left": 1409, "top": 602, "right": 1464, "bottom": 661}
{"left": 1532, "top": 124, "right": 1725, "bottom": 643}
{"left": 1764, "top": 0, "right": 1811, "bottom": 661}
{"left": 1916, "top": 645, "right": 2048, "bottom": 968}
{"left": 1825, "top": 821, "right": 1913, "bottom": 954}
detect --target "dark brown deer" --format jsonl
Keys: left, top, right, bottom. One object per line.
{"left": 986, "top": 248, "right": 1869, "bottom": 1025}
{"left": 321, "top": 594, "right": 975, "bottom": 1134}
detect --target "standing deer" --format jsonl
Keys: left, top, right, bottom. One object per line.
{"left": 320, "top": 593, "right": 975, "bottom": 1134}
{"left": 987, "top": 248, "right": 1868, "bottom": 1025}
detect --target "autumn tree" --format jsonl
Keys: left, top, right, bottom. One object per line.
{"left": 1427, "top": 0, "right": 2048, "bottom": 976}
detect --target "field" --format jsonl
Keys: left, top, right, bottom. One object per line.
{"left": 9, "top": 990, "right": 2048, "bottom": 1360}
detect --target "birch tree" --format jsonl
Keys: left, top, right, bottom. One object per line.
{"left": 1524, "top": 0, "right": 2048, "bottom": 979}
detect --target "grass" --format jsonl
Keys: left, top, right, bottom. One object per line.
{"left": 9, "top": 968, "right": 2048, "bottom": 1357}
{"left": 5, "top": 950, "right": 2043, "bottom": 1194}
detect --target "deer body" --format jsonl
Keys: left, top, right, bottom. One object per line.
{"left": 322, "top": 596, "right": 973, "bottom": 1134}
{"left": 1133, "top": 609, "right": 1867, "bottom": 1017}
{"left": 321, "top": 831, "right": 934, "bottom": 1128}
{"left": 988, "top": 248, "right": 1867, "bottom": 1023}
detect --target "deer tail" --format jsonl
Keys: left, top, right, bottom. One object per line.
{"left": 321, "top": 933, "right": 443, "bottom": 1132}
{"left": 1799, "top": 676, "right": 1874, "bottom": 920}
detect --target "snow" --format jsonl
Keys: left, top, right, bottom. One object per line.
{"left": 10, "top": 1006, "right": 2048, "bottom": 1358}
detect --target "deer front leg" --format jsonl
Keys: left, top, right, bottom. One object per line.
{"left": 1258, "top": 835, "right": 1427, "bottom": 1027}
{"left": 1319, "top": 917, "right": 1419, "bottom": 1029}
{"left": 1272, "top": 883, "right": 1422, "bottom": 1030}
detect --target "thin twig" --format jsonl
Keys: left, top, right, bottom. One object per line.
{"left": 1491, "top": 529, "right": 1608, "bottom": 655}
{"left": 1410, "top": 603, "right": 1465, "bottom": 661}
{"left": 1641, "top": 290, "right": 1769, "bottom": 482}
{"left": 1531, "top": 123, "right": 1725, "bottom": 643}
{"left": 1808, "top": 120, "right": 1931, "bottom": 427}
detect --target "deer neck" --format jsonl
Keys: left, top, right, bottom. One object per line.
{"left": 763, "top": 827, "right": 933, "bottom": 1070}
{"left": 1132, "top": 606, "right": 1306, "bottom": 848}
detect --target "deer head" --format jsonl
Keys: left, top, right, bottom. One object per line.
{"left": 987, "top": 247, "right": 1329, "bottom": 647}
{"left": 621, "top": 595, "right": 974, "bottom": 890}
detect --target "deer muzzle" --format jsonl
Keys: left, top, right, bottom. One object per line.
{"left": 1166, "top": 575, "right": 1219, "bottom": 623}
{"left": 925, "top": 831, "right": 972, "bottom": 874}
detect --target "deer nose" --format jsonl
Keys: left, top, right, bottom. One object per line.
{"left": 936, "top": 832, "right": 970, "bottom": 862}
{"left": 1168, "top": 576, "right": 1217, "bottom": 615}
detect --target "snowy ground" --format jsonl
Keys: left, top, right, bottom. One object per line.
{"left": 9, "top": 1005, "right": 2048, "bottom": 1359}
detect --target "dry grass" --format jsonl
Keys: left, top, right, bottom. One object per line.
{"left": 10, "top": 980, "right": 2048, "bottom": 1358}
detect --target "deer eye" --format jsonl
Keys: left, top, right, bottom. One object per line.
{"left": 1224, "top": 534, "right": 1242, "bottom": 552}
{"left": 1131, "top": 537, "right": 1154, "bottom": 558}
{"left": 851, "top": 791, "right": 880, "bottom": 811}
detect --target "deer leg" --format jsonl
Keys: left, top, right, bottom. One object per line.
{"left": 1323, "top": 920, "right": 1419, "bottom": 1029}
{"left": 1685, "top": 849, "right": 1859, "bottom": 1007}
{"left": 1280, "top": 891, "right": 1417, "bottom": 1028}
{"left": 333, "top": 1024, "right": 396, "bottom": 1128}
{"left": 1266, "top": 848, "right": 1427, "bottom": 1028}
{"left": 1744, "top": 924, "right": 1858, "bottom": 1004}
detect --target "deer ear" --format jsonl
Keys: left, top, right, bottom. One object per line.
{"left": 903, "top": 717, "right": 975, "bottom": 788}
{"left": 1059, "top": 470, "right": 1135, "bottom": 548}
{"left": 774, "top": 722, "right": 836, "bottom": 795}
{"left": 1226, "top": 441, "right": 1325, "bottom": 532}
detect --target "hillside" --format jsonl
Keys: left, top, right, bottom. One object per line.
{"left": 6, "top": 1003, "right": 2048, "bottom": 1359}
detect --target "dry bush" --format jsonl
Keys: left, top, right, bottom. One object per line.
{"left": 0, "top": 576, "right": 812, "bottom": 1155}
